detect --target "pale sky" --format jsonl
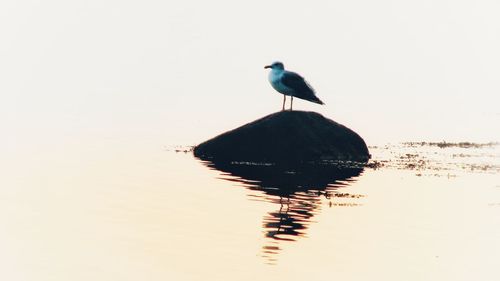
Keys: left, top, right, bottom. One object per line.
{"left": 2, "top": 0, "right": 499, "bottom": 149}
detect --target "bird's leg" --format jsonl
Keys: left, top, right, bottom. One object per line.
{"left": 290, "top": 96, "right": 293, "bottom": 111}
{"left": 282, "top": 95, "right": 286, "bottom": 111}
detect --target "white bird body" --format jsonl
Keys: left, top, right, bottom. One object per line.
{"left": 264, "top": 61, "right": 324, "bottom": 111}
{"left": 268, "top": 68, "right": 294, "bottom": 95}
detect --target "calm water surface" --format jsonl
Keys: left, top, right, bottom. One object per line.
{"left": 2, "top": 141, "right": 499, "bottom": 280}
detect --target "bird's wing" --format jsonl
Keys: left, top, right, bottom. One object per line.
{"left": 281, "top": 71, "right": 315, "bottom": 94}
{"left": 281, "top": 71, "right": 323, "bottom": 104}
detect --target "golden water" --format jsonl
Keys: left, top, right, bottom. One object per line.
{"left": 1, "top": 141, "right": 499, "bottom": 280}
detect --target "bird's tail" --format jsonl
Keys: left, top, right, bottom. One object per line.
{"left": 311, "top": 97, "right": 325, "bottom": 105}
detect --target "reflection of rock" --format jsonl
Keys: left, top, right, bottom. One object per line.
{"left": 204, "top": 160, "right": 363, "bottom": 196}
{"left": 194, "top": 111, "right": 370, "bottom": 163}
{"left": 197, "top": 159, "right": 364, "bottom": 263}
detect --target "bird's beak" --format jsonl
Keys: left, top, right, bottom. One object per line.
{"left": 264, "top": 65, "right": 271, "bottom": 69}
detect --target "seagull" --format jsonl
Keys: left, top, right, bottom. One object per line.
{"left": 264, "top": 61, "right": 324, "bottom": 111}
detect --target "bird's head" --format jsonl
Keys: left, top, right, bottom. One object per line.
{"left": 264, "top": 61, "right": 284, "bottom": 71}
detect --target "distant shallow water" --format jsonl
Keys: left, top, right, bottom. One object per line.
{"left": 368, "top": 141, "right": 500, "bottom": 176}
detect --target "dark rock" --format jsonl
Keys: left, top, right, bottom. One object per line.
{"left": 193, "top": 111, "right": 370, "bottom": 163}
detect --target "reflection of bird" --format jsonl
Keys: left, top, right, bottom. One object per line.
{"left": 264, "top": 61, "right": 324, "bottom": 111}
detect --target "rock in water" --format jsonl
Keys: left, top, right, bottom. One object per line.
{"left": 193, "top": 111, "right": 370, "bottom": 163}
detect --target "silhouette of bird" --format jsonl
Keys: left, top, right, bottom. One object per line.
{"left": 264, "top": 61, "right": 324, "bottom": 111}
